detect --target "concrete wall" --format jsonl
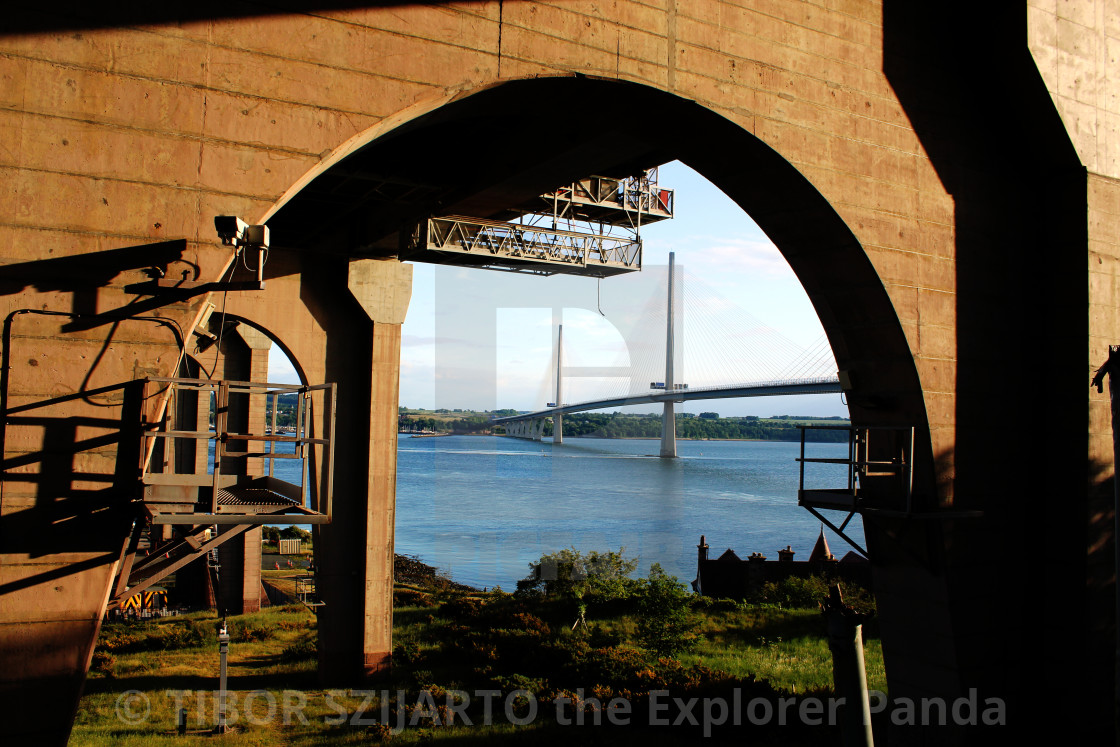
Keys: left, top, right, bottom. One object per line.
{"left": 0, "top": 1, "right": 1115, "bottom": 742}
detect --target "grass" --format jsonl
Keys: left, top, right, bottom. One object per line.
{"left": 73, "top": 578, "right": 883, "bottom": 744}
{"left": 681, "top": 606, "right": 886, "bottom": 694}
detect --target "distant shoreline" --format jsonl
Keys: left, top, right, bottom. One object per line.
{"left": 401, "top": 433, "right": 835, "bottom": 443}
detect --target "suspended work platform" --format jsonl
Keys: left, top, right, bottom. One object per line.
{"left": 401, "top": 168, "right": 672, "bottom": 277}
{"left": 140, "top": 377, "right": 336, "bottom": 526}
{"left": 795, "top": 424, "right": 982, "bottom": 559}
{"left": 529, "top": 169, "right": 674, "bottom": 228}
{"left": 108, "top": 377, "right": 336, "bottom": 609}
{"left": 795, "top": 425, "right": 916, "bottom": 559}
{"left": 406, "top": 215, "right": 641, "bottom": 277}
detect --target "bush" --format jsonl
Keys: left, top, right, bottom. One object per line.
{"left": 635, "top": 565, "right": 703, "bottom": 659}
{"left": 757, "top": 575, "right": 831, "bottom": 609}
{"left": 224, "top": 620, "right": 275, "bottom": 643}
{"left": 90, "top": 650, "right": 115, "bottom": 677}
{"left": 755, "top": 575, "right": 876, "bottom": 613}
{"left": 281, "top": 635, "right": 317, "bottom": 661}
{"left": 394, "top": 588, "right": 435, "bottom": 607}
{"left": 516, "top": 547, "right": 639, "bottom": 601}
{"left": 100, "top": 621, "right": 209, "bottom": 652}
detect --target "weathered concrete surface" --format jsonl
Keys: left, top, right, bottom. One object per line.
{"left": 0, "top": 1, "right": 1115, "bottom": 743}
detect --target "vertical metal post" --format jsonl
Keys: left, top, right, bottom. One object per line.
{"left": 215, "top": 619, "right": 229, "bottom": 733}
{"left": 268, "top": 390, "right": 277, "bottom": 478}
{"left": 848, "top": 428, "right": 856, "bottom": 494}
{"left": 323, "top": 383, "right": 337, "bottom": 519}
{"left": 554, "top": 324, "right": 563, "bottom": 445}
{"left": 301, "top": 391, "right": 310, "bottom": 505}
{"left": 160, "top": 384, "right": 173, "bottom": 472}
{"left": 660, "top": 252, "right": 677, "bottom": 458}
{"left": 799, "top": 427, "right": 806, "bottom": 492}
{"left": 823, "top": 584, "right": 874, "bottom": 747}
{"left": 212, "top": 382, "right": 228, "bottom": 513}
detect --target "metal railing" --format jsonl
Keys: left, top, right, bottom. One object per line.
{"left": 419, "top": 215, "right": 642, "bottom": 273}
{"left": 796, "top": 425, "right": 914, "bottom": 513}
{"left": 140, "top": 377, "right": 336, "bottom": 524}
{"left": 541, "top": 170, "right": 674, "bottom": 224}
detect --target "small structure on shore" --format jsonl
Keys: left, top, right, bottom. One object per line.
{"left": 692, "top": 530, "right": 869, "bottom": 599}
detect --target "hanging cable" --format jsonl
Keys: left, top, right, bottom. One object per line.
{"left": 206, "top": 255, "right": 240, "bottom": 379}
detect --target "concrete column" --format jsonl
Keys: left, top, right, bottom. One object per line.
{"left": 234, "top": 324, "right": 273, "bottom": 477}
{"left": 660, "top": 401, "right": 677, "bottom": 458}
{"left": 216, "top": 526, "right": 263, "bottom": 615}
{"left": 317, "top": 258, "right": 411, "bottom": 680}
{"left": 193, "top": 381, "right": 211, "bottom": 475}
{"left": 210, "top": 324, "right": 270, "bottom": 615}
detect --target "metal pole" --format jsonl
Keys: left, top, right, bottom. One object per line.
{"left": 660, "top": 252, "right": 677, "bottom": 458}
{"left": 554, "top": 324, "right": 563, "bottom": 445}
{"left": 215, "top": 618, "right": 229, "bottom": 733}
{"left": 823, "top": 584, "right": 874, "bottom": 747}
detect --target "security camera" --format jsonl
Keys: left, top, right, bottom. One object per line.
{"left": 242, "top": 224, "right": 270, "bottom": 249}
{"left": 214, "top": 215, "right": 248, "bottom": 246}
{"left": 214, "top": 216, "right": 270, "bottom": 249}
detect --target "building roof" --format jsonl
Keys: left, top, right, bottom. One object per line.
{"left": 808, "top": 528, "right": 834, "bottom": 562}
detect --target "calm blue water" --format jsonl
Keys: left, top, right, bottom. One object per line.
{"left": 393, "top": 436, "right": 863, "bottom": 590}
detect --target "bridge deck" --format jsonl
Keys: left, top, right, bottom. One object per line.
{"left": 490, "top": 377, "right": 842, "bottom": 423}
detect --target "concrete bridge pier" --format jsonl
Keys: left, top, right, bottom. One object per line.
{"left": 317, "top": 258, "right": 413, "bottom": 679}
{"left": 218, "top": 252, "right": 413, "bottom": 683}
{"left": 213, "top": 323, "right": 273, "bottom": 615}
{"left": 503, "top": 417, "right": 546, "bottom": 441}
{"left": 660, "top": 401, "right": 677, "bottom": 459}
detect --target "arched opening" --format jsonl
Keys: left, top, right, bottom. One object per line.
{"left": 270, "top": 75, "right": 927, "bottom": 452}
{"left": 266, "top": 75, "right": 929, "bottom": 698}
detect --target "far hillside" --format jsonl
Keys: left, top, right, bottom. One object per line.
{"left": 398, "top": 408, "right": 849, "bottom": 442}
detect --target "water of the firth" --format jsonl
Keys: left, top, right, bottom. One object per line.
{"left": 392, "top": 435, "right": 864, "bottom": 590}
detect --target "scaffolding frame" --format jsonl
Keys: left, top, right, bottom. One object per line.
{"left": 536, "top": 168, "right": 674, "bottom": 229}
{"left": 413, "top": 215, "right": 642, "bottom": 277}
{"left": 795, "top": 425, "right": 916, "bottom": 558}
{"left": 140, "top": 377, "right": 336, "bottom": 525}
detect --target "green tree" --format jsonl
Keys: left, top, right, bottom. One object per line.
{"left": 280, "top": 526, "right": 312, "bottom": 542}
{"left": 518, "top": 547, "right": 638, "bottom": 599}
{"left": 636, "top": 564, "right": 702, "bottom": 659}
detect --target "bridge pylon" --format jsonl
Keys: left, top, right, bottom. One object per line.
{"left": 554, "top": 324, "right": 563, "bottom": 445}
{"left": 660, "top": 252, "right": 680, "bottom": 458}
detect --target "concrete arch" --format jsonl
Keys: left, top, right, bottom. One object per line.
{"left": 1, "top": 3, "right": 1115, "bottom": 742}
{"left": 267, "top": 74, "right": 932, "bottom": 491}
{"left": 251, "top": 75, "right": 957, "bottom": 721}
{"left": 211, "top": 314, "right": 311, "bottom": 388}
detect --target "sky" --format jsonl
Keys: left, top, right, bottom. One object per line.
{"left": 269, "top": 161, "right": 849, "bottom": 419}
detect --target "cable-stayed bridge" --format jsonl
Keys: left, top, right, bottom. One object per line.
{"left": 491, "top": 252, "right": 844, "bottom": 457}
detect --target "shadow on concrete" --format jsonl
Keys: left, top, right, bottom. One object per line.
{"left": 883, "top": 3, "right": 1096, "bottom": 741}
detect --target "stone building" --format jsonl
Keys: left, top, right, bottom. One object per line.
{"left": 693, "top": 532, "right": 870, "bottom": 600}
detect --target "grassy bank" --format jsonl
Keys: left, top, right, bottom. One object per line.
{"left": 74, "top": 563, "right": 882, "bottom": 745}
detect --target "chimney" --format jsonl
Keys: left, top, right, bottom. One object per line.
{"left": 778, "top": 545, "right": 795, "bottom": 563}
{"left": 747, "top": 552, "right": 767, "bottom": 562}
{"left": 697, "top": 535, "right": 709, "bottom": 563}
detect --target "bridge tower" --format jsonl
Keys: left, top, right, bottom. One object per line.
{"left": 554, "top": 324, "right": 564, "bottom": 445}
{"left": 660, "top": 252, "right": 680, "bottom": 458}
